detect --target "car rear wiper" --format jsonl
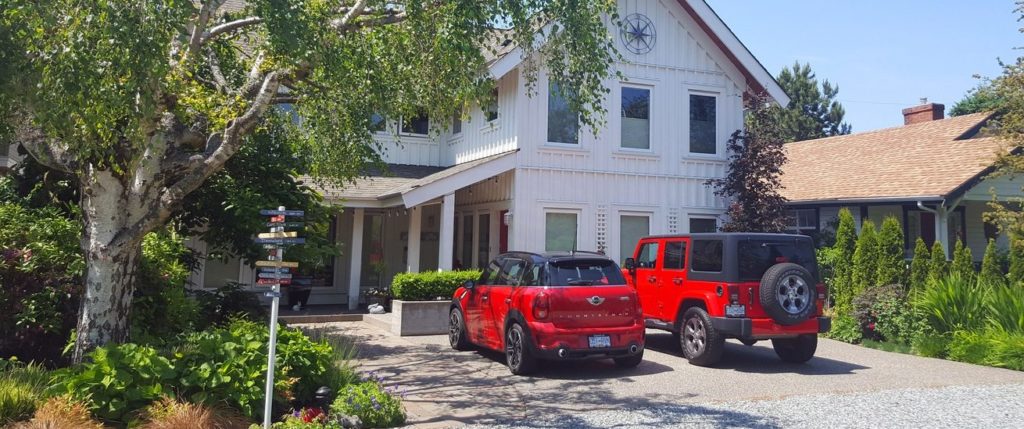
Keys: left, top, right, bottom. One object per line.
{"left": 567, "top": 280, "right": 595, "bottom": 286}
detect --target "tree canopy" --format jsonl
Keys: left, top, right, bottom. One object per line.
{"left": 774, "top": 62, "right": 851, "bottom": 142}
{"left": 950, "top": 80, "right": 1003, "bottom": 117}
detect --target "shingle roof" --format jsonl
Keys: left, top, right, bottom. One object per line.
{"left": 779, "top": 112, "right": 1006, "bottom": 203}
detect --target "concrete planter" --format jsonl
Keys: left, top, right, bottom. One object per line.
{"left": 391, "top": 300, "right": 451, "bottom": 336}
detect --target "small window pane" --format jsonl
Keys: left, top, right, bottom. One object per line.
{"left": 545, "top": 212, "right": 578, "bottom": 251}
{"left": 691, "top": 239, "right": 723, "bottom": 272}
{"left": 402, "top": 113, "right": 429, "bottom": 135}
{"left": 690, "top": 218, "right": 717, "bottom": 233}
{"left": 370, "top": 113, "right": 386, "bottom": 132}
{"left": 690, "top": 95, "right": 716, "bottom": 154}
{"left": 547, "top": 82, "right": 579, "bottom": 144}
{"left": 620, "top": 215, "right": 650, "bottom": 265}
{"left": 664, "top": 241, "right": 686, "bottom": 270}
{"left": 621, "top": 87, "right": 650, "bottom": 149}
{"left": 635, "top": 242, "right": 659, "bottom": 268}
{"left": 452, "top": 111, "right": 462, "bottom": 134}
{"left": 484, "top": 88, "right": 499, "bottom": 122}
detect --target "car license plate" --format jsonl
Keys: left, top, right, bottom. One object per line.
{"left": 725, "top": 304, "right": 746, "bottom": 317}
{"left": 588, "top": 334, "right": 611, "bottom": 348}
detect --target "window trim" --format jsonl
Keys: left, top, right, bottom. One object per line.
{"left": 618, "top": 211, "right": 652, "bottom": 265}
{"left": 687, "top": 91, "right": 720, "bottom": 157}
{"left": 688, "top": 215, "right": 719, "bottom": 233}
{"left": 619, "top": 83, "right": 653, "bottom": 152}
{"left": 545, "top": 80, "right": 582, "bottom": 147}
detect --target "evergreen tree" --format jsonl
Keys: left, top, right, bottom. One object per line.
{"left": 909, "top": 238, "right": 931, "bottom": 295}
{"left": 980, "top": 239, "right": 1005, "bottom": 287}
{"left": 1009, "top": 235, "right": 1024, "bottom": 286}
{"left": 950, "top": 240, "right": 976, "bottom": 283}
{"left": 852, "top": 220, "right": 879, "bottom": 295}
{"left": 928, "top": 240, "right": 948, "bottom": 285}
{"left": 831, "top": 208, "right": 858, "bottom": 311}
{"left": 774, "top": 62, "right": 852, "bottom": 142}
{"left": 876, "top": 216, "right": 906, "bottom": 287}
{"left": 950, "top": 81, "right": 1004, "bottom": 117}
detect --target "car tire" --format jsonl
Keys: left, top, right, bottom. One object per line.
{"left": 448, "top": 307, "right": 472, "bottom": 351}
{"left": 505, "top": 323, "right": 538, "bottom": 375}
{"left": 760, "top": 263, "right": 817, "bottom": 326}
{"left": 679, "top": 307, "right": 725, "bottom": 367}
{"left": 614, "top": 349, "right": 644, "bottom": 369}
{"left": 772, "top": 334, "right": 818, "bottom": 363}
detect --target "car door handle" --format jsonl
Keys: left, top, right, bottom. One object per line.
{"left": 505, "top": 298, "right": 512, "bottom": 304}
{"left": 673, "top": 278, "right": 683, "bottom": 285}
{"left": 648, "top": 276, "right": 657, "bottom": 283}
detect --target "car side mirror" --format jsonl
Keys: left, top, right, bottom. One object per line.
{"left": 463, "top": 280, "right": 476, "bottom": 291}
{"left": 624, "top": 258, "right": 637, "bottom": 275}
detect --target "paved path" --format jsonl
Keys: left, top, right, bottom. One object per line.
{"left": 303, "top": 322, "right": 1024, "bottom": 428}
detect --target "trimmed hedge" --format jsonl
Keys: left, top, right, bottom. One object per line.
{"left": 390, "top": 270, "right": 481, "bottom": 301}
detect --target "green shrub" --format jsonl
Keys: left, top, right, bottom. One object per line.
{"left": 50, "top": 343, "right": 179, "bottom": 423}
{"left": 131, "top": 231, "right": 201, "bottom": 345}
{"left": 828, "top": 208, "right": 858, "bottom": 312}
{"left": 875, "top": 216, "right": 906, "bottom": 287}
{"left": 949, "top": 240, "right": 976, "bottom": 283}
{"left": 911, "top": 329, "right": 950, "bottom": 358}
{"left": 1008, "top": 235, "right": 1024, "bottom": 285}
{"left": 915, "top": 274, "right": 989, "bottom": 334}
{"left": 331, "top": 381, "right": 405, "bottom": 428}
{"left": 980, "top": 239, "right": 1006, "bottom": 288}
{"left": 909, "top": 238, "right": 930, "bottom": 296}
{"left": 987, "top": 285, "right": 1024, "bottom": 333}
{"left": 0, "top": 362, "right": 52, "bottom": 424}
{"left": 390, "top": 270, "right": 481, "bottom": 301}
{"left": 270, "top": 414, "right": 343, "bottom": 428}
{"left": 928, "top": 240, "right": 947, "bottom": 285}
{"left": 851, "top": 220, "right": 878, "bottom": 296}
{"left": 983, "top": 329, "right": 1024, "bottom": 371}
{"left": 193, "top": 281, "right": 269, "bottom": 327}
{"left": 851, "top": 284, "right": 921, "bottom": 344}
{"left": 826, "top": 313, "right": 862, "bottom": 344}
{"left": 947, "top": 330, "right": 990, "bottom": 365}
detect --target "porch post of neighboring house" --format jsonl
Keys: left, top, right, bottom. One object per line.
{"left": 407, "top": 206, "right": 422, "bottom": 273}
{"left": 439, "top": 193, "right": 455, "bottom": 270}
{"left": 935, "top": 208, "right": 949, "bottom": 258}
{"left": 347, "top": 208, "right": 365, "bottom": 310}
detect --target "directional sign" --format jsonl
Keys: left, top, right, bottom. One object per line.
{"left": 266, "top": 222, "right": 304, "bottom": 228}
{"left": 257, "top": 267, "right": 291, "bottom": 274}
{"left": 258, "top": 231, "right": 298, "bottom": 239}
{"left": 257, "top": 278, "right": 291, "bottom": 285}
{"left": 255, "top": 260, "right": 299, "bottom": 268}
{"left": 264, "top": 291, "right": 282, "bottom": 298}
{"left": 270, "top": 215, "right": 285, "bottom": 223}
{"left": 260, "top": 209, "right": 305, "bottom": 217}
{"left": 258, "top": 272, "right": 292, "bottom": 280}
{"left": 254, "top": 237, "right": 306, "bottom": 245}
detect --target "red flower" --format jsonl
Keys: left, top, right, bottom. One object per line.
{"left": 867, "top": 322, "right": 876, "bottom": 330}
{"left": 301, "top": 407, "right": 325, "bottom": 423}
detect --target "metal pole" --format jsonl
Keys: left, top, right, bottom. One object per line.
{"left": 263, "top": 205, "right": 285, "bottom": 428}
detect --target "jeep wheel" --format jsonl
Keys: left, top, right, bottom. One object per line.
{"left": 760, "top": 263, "right": 816, "bottom": 326}
{"left": 614, "top": 349, "right": 644, "bottom": 369}
{"left": 448, "top": 307, "right": 471, "bottom": 351}
{"left": 772, "top": 334, "right": 818, "bottom": 363}
{"left": 679, "top": 307, "right": 725, "bottom": 366}
{"left": 505, "top": 323, "right": 538, "bottom": 375}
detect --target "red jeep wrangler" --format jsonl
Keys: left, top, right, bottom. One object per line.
{"left": 624, "top": 233, "right": 830, "bottom": 366}
{"left": 448, "top": 251, "right": 645, "bottom": 375}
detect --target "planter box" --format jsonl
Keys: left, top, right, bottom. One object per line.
{"left": 391, "top": 300, "right": 450, "bottom": 336}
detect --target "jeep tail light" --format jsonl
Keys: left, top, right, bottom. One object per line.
{"left": 816, "top": 284, "right": 826, "bottom": 301}
{"left": 727, "top": 285, "right": 740, "bottom": 304}
{"left": 533, "top": 293, "right": 550, "bottom": 320}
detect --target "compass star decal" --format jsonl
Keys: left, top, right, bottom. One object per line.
{"left": 620, "top": 14, "right": 656, "bottom": 54}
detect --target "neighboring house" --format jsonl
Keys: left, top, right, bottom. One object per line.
{"left": 780, "top": 103, "right": 1017, "bottom": 260}
{"left": 192, "top": 0, "right": 789, "bottom": 309}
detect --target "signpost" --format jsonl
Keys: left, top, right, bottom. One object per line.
{"left": 259, "top": 206, "right": 303, "bottom": 429}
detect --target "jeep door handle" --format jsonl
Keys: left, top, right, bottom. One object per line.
{"left": 481, "top": 295, "right": 489, "bottom": 301}
{"left": 648, "top": 276, "right": 657, "bottom": 283}
{"left": 673, "top": 278, "right": 683, "bottom": 285}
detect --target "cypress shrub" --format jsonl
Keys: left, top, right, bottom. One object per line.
{"left": 1008, "top": 235, "right": 1024, "bottom": 286}
{"left": 909, "top": 238, "right": 930, "bottom": 295}
{"left": 928, "top": 240, "right": 948, "bottom": 285}
{"left": 851, "top": 219, "right": 878, "bottom": 295}
{"left": 830, "top": 208, "right": 858, "bottom": 312}
{"left": 950, "top": 240, "right": 976, "bottom": 283}
{"left": 876, "top": 216, "right": 906, "bottom": 287}
{"left": 980, "top": 239, "right": 1005, "bottom": 287}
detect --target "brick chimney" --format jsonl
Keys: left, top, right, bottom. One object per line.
{"left": 902, "top": 99, "right": 945, "bottom": 125}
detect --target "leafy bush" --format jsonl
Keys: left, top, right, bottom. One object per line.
{"left": 909, "top": 238, "right": 930, "bottom": 295}
{"left": 138, "top": 397, "right": 252, "bottom": 429}
{"left": 875, "top": 216, "right": 906, "bottom": 287}
{"left": 851, "top": 220, "right": 878, "bottom": 296}
{"left": 949, "top": 240, "right": 975, "bottom": 283}
{"left": 946, "top": 329, "right": 1024, "bottom": 371}
{"left": 911, "top": 329, "right": 950, "bottom": 358}
{"left": 826, "top": 313, "right": 862, "bottom": 343}
{"left": 193, "top": 281, "right": 268, "bottom": 327}
{"left": 928, "top": 240, "right": 948, "bottom": 285}
{"left": 851, "top": 284, "right": 922, "bottom": 344}
{"left": 331, "top": 381, "right": 405, "bottom": 428}
{"left": 979, "top": 239, "right": 1006, "bottom": 287}
{"left": 10, "top": 395, "right": 104, "bottom": 429}
{"left": 915, "top": 274, "right": 990, "bottom": 334}
{"left": 827, "top": 208, "right": 858, "bottom": 312}
{"left": 987, "top": 284, "right": 1024, "bottom": 333}
{"left": 132, "top": 231, "right": 201, "bottom": 345}
{"left": 947, "top": 330, "right": 990, "bottom": 365}
{"left": 0, "top": 362, "right": 52, "bottom": 424}
{"left": 390, "top": 270, "right": 481, "bottom": 301}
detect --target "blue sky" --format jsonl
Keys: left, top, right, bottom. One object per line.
{"left": 706, "top": 0, "right": 1021, "bottom": 132}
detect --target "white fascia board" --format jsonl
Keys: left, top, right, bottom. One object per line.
{"left": 488, "top": 22, "right": 555, "bottom": 80}
{"left": 401, "top": 154, "right": 517, "bottom": 208}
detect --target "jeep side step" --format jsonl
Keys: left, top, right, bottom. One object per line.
{"left": 645, "top": 318, "right": 675, "bottom": 332}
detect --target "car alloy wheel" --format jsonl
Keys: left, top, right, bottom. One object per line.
{"left": 449, "top": 310, "right": 463, "bottom": 347}
{"left": 506, "top": 326, "right": 523, "bottom": 370}
{"left": 684, "top": 316, "right": 706, "bottom": 357}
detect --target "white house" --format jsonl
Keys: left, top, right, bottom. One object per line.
{"left": 182, "top": 0, "right": 789, "bottom": 308}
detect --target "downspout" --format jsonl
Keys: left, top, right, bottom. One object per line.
{"left": 917, "top": 196, "right": 962, "bottom": 259}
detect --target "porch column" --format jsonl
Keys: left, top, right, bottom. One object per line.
{"left": 439, "top": 193, "right": 455, "bottom": 270}
{"left": 407, "top": 206, "right": 422, "bottom": 273}
{"left": 935, "top": 208, "right": 949, "bottom": 259}
{"left": 348, "top": 208, "right": 365, "bottom": 310}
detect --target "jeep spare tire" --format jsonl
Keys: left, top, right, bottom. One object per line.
{"left": 759, "top": 262, "right": 816, "bottom": 326}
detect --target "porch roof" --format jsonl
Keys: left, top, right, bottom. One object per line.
{"left": 309, "top": 150, "right": 517, "bottom": 208}
{"left": 780, "top": 112, "right": 1007, "bottom": 205}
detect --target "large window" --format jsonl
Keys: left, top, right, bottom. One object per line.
{"left": 401, "top": 112, "right": 429, "bottom": 135}
{"left": 545, "top": 212, "right": 578, "bottom": 251}
{"left": 785, "top": 209, "right": 817, "bottom": 236}
{"left": 689, "top": 94, "right": 717, "bottom": 154}
{"left": 621, "top": 87, "right": 650, "bottom": 149}
{"left": 690, "top": 217, "right": 718, "bottom": 233}
{"left": 619, "top": 215, "right": 650, "bottom": 265}
{"left": 547, "top": 82, "right": 579, "bottom": 144}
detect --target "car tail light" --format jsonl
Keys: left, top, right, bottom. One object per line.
{"left": 816, "top": 284, "right": 827, "bottom": 301}
{"left": 727, "top": 285, "right": 740, "bottom": 304}
{"left": 533, "top": 293, "right": 550, "bottom": 320}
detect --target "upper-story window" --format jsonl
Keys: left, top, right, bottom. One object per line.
{"left": 547, "top": 82, "right": 579, "bottom": 145}
{"left": 401, "top": 112, "right": 429, "bottom": 135}
{"left": 369, "top": 113, "right": 386, "bottom": 133}
{"left": 689, "top": 94, "right": 717, "bottom": 154}
{"left": 621, "top": 86, "right": 650, "bottom": 150}
{"left": 484, "top": 88, "right": 499, "bottom": 122}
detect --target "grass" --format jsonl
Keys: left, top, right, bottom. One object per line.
{"left": 0, "top": 363, "right": 53, "bottom": 424}
{"left": 860, "top": 339, "right": 913, "bottom": 355}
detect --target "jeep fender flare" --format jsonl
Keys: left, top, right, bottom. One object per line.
{"left": 670, "top": 291, "right": 721, "bottom": 325}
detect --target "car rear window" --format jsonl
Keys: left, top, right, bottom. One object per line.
{"left": 547, "top": 259, "right": 627, "bottom": 286}
{"left": 738, "top": 240, "right": 818, "bottom": 281}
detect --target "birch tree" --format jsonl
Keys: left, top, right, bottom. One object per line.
{"left": 0, "top": 0, "right": 620, "bottom": 362}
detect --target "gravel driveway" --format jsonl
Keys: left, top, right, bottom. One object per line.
{"left": 306, "top": 322, "right": 1024, "bottom": 428}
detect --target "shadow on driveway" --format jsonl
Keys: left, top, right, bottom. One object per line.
{"left": 470, "top": 347, "right": 677, "bottom": 380}
{"left": 645, "top": 332, "right": 869, "bottom": 375}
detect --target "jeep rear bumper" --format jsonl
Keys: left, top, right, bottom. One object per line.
{"left": 710, "top": 316, "right": 831, "bottom": 338}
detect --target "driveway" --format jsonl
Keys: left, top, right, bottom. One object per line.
{"left": 306, "top": 322, "right": 1024, "bottom": 428}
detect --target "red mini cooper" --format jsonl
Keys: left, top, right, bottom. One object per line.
{"left": 448, "top": 251, "right": 646, "bottom": 375}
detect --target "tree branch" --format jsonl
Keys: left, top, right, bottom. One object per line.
{"left": 205, "top": 47, "right": 230, "bottom": 93}
{"left": 186, "top": 0, "right": 226, "bottom": 62}
{"left": 331, "top": 0, "right": 370, "bottom": 31}
{"left": 201, "top": 17, "right": 264, "bottom": 45}
{"left": 12, "top": 110, "right": 78, "bottom": 173}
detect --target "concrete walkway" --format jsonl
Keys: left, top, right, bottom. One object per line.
{"left": 302, "top": 321, "right": 1024, "bottom": 428}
